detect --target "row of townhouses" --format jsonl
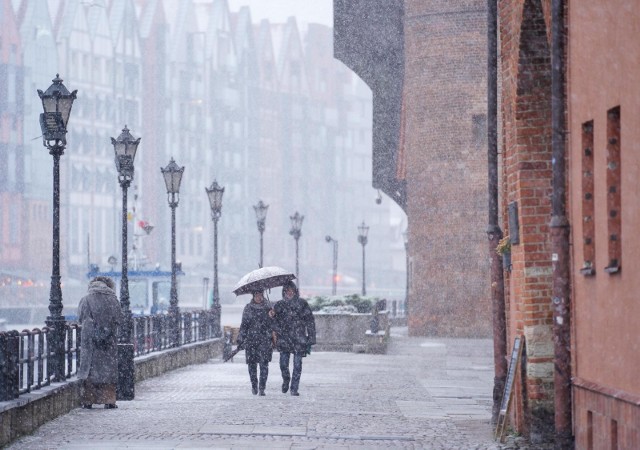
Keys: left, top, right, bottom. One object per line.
{"left": 0, "top": 0, "right": 406, "bottom": 305}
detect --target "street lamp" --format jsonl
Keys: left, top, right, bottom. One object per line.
{"left": 205, "top": 180, "right": 224, "bottom": 337}
{"left": 112, "top": 125, "right": 140, "bottom": 400}
{"left": 161, "top": 158, "right": 184, "bottom": 346}
{"left": 325, "top": 235, "right": 338, "bottom": 295}
{"left": 253, "top": 200, "right": 268, "bottom": 268}
{"left": 358, "top": 221, "right": 369, "bottom": 297}
{"left": 289, "top": 212, "right": 304, "bottom": 286}
{"left": 38, "top": 74, "right": 77, "bottom": 382}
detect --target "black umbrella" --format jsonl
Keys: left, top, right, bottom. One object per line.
{"left": 232, "top": 266, "right": 295, "bottom": 295}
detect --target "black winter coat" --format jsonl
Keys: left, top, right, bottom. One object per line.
{"left": 273, "top": 297, "right": 316, "bottom": 354}
{"left": 237, "top": 301, "right": 274, "bottom": 364}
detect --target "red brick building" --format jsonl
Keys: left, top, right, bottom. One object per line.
{"left": 335, "top": 0, "right": 492, "bottom": 338}
{"left": 498, "top": 0, "right": 556, "bottom": 442}
{"left": 403, "top": 0, "right": 491, "bottom": 337}
{"left": 499, "top": 0, "right": 640, "bottom": 446}
{"left": 337, "top": 0, "right": 640, "bottom": 445}
{"left": 566, "top": 2, "right": 640, "bottom": 448}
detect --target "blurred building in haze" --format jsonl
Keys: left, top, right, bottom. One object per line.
{"left": 0, "top": 0, "right": 406, "bottom": 305}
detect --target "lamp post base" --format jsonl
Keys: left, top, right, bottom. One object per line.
{"left": 211, "top": 303, "right": 221, "bottom": 338}
{"left": 116, "top": 343, "right": 135, "bottom": 400}
{"left": 168, "top": 305, "right": 181, "bottom": 347}
{"left": 45, "top": 316, "right": 67, "bottom": 382}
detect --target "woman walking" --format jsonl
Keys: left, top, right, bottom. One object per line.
{"left": 273, "top": 281, "right": 316, "bottom": 396}
{"left": 237, "top": 290, "right": 275, "bottom": 395}
{"left": 77, "top": 276, "right": 123, "bottom": 409}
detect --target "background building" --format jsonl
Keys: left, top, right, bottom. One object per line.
{"left": 334, "top": 0, "right": 492, "bottom": 337}
{"left": 0, "top": 0, "right": 405, "bottom": 311}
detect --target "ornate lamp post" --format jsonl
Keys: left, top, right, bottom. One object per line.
{"left": 253, "top": 200, "right": 269, "bottom": 268}
{"left": 289, "top": 212, "right": 304, "bottom": 287}
{"left": 325, "top": 235, "right": 338, "bottom": 295}
{"left": 161, "top": 158, "right": 184, "bottom": 346}
{"left": 112, "top": 125, "right": 140, "bottom": 400}
{"left": 205, "top": 180, "right": 224, "bottom": 337}
{"left": 38, "top": 74, "right": 77, "bottom": 382}
{"left": 357, "top": 221, "right": 369, "bottom": 297}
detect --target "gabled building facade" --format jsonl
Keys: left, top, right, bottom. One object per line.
{"left": 15, "top": 0, "right": 58, "bottom": 277}
{"left": 0, "top": 0, "right": 405, "bottom": 308}
{"left": 0, "top": 0, "right": 25, "bottom": 273}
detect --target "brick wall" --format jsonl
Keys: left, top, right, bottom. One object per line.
{"left": 404, "top": 0, "right": 491, "bottom": 338}
{"left": 573, "top": 381, "right": 640, "bottom": 449}
{"left": 498, "top": 0, "right": 554, "bottom": 442}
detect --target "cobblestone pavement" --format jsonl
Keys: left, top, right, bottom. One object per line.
{"left": 8, "top": 328, "right": 530, "bottom": 449}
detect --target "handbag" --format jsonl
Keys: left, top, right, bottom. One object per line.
{"left": 92, "top": 324, "right": 114, "bottom": 349}
{"left": 87, "top": 301, "right": 114, "bottom": 349}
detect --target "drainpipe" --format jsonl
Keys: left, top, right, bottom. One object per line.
{"left": 486, "top": 0, "right": 507, "bottom": 424}
{"left": 550, "top": 0, "right": 573, "bottom": 447}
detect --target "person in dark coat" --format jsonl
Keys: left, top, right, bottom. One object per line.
{"left": 237, "top": 290, "right": 275, "bottom": 396}
{"left": 77, "top": 276, "right": 123, "bottom": 409}
{"left": 273, "top": 281, "right": 316, "bottom": 396}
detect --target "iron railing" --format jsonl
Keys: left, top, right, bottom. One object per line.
{"left": 131, "top": 309, "right": 220, "bottom": 356}
{"left": 390, "top": 300, "right": 406, "bottom": 318}
{"left": 0, "top": 310, "right": 220, "bottom": 401}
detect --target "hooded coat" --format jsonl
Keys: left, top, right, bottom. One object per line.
{"left": 77, "top": 279, "right": 123, "bottom": 383}
{"left": 237, "top": 299, "right": 274, "bottom": 364}
{"left": 273, "top": 286, "right": 316, "bottom": 354}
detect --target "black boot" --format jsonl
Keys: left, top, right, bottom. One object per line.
{"left": 282, "top": 379, "right": 290, "bottom": 393}
{"left": 249, "top": 363, "right": 258, "bottom": 395}
{"left": 258, "top": 362, "right": 268, "bottom": 396}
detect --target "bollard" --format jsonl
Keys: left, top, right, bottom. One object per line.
{"left": 117, "top": 343, "right": 135, "bottom": 400}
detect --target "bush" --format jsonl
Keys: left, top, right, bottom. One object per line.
{"left": 308, "top": 294, "right": 384, "bottom": 314}
{"left": 308, "top": 296, "right": 329, "bottom": 311}
{"left": 343, "top": 294, "right": 374, "bottom": 313}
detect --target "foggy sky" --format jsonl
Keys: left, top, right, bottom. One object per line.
{"left": 227, "top": 0, "right": 333, "bottom": 27}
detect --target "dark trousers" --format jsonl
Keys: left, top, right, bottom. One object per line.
{"left": 248, "top": 362, "right": 268, "bottom": 390}
{"left": 280, "top": 352, "right": 303, "bottom": 392}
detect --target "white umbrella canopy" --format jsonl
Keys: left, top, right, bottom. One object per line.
{"left": 232, "top": 266, "right": 296, "bottom": 295}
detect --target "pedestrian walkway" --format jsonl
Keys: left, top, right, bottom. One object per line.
{"left": 7, "top": 328, "right": 518, "bottom": 449}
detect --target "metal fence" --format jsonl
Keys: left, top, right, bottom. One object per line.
{"left": 0, "top": 310, "right": 220, "bottom": 402}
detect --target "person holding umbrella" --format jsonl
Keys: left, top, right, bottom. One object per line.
{"left": 273, "top": 281, "right": 316, "bottom": 396}
{"left": 236, "top": 289, "right": 276, "bottom": 395}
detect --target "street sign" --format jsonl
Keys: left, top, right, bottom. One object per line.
{"left": 495, "top": 335, "right": 523, "bottom": 443}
